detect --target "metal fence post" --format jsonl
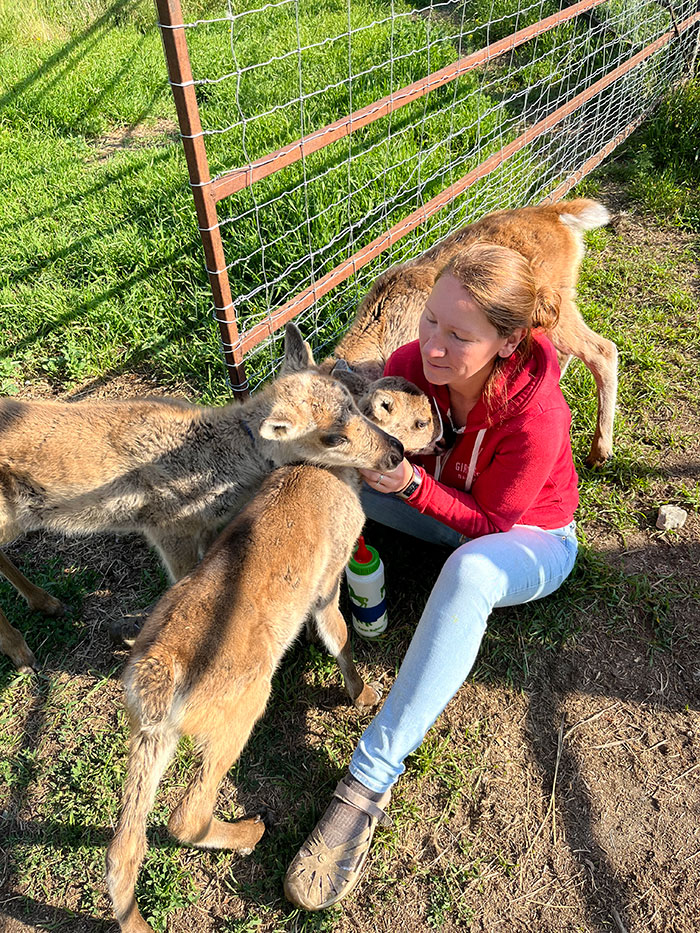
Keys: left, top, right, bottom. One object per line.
{"left": 155, "top": 0, "right": 249, "bottom": 397}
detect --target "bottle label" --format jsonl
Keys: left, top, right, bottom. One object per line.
{"left": 346, "top": 563, "right": 387, "bottom": 637}
{"left": 352, "top": 610, "right": 388, "bottom": 638}
{"left": 350, "top": 599, "right": 387, "bottom": 625}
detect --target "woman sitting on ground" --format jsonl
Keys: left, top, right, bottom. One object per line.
{"left": 284, "top": 242, "right": 580, "bottom": 910}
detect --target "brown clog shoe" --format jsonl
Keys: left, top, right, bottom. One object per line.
{"left": 284, "top": 777, "right": 391, "bottom": 910}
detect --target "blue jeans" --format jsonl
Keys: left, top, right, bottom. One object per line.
{"left": 349, "top": 486, "right": 578, "bottom": 793}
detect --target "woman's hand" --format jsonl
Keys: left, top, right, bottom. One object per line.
{"left": 360, "top": 458, "right": 413, "bottom": 495}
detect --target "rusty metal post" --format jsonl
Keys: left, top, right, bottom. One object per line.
{"left": 155, "top": 0, "right": 249, "bottom": 397}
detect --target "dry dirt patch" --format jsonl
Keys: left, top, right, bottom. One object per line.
{"left": 89, "top": 119, "right": 179, "bottom": 163}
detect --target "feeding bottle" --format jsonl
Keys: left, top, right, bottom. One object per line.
{"left": 345, "top": 535, "right": 387, "bottom": 638}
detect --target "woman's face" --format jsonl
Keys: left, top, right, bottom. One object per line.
{"left": 418, "top": 273, "right": 524, "bottom": 388}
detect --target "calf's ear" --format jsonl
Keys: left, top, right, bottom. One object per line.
{"left": 361, "top": 386, "right": 395, "bottom": 423}
{"left": 282, "top": 323, "right": 315, "bottom": 373}
{"left": 259, "top": 401, "right": 313, "bottom": 440}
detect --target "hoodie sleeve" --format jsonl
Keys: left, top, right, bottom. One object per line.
{"left": 405, "top": 405, "right": 572, "bottom": 537}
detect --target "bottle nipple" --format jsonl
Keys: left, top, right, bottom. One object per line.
{"left": 353, "top": 535, "right": 373, "bottom": 564}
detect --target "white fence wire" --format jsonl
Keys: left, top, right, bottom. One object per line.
{"left": 161, "top": 0, "right": 700, "bottom": 391}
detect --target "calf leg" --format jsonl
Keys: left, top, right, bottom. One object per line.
{"left": 556, "top": 350, "right": 572, "bottom": 376}
{"left": 552, "top": 296, "right": 619, "bottom": 467}
{"left": 0, "top": 550, "right": 63, "bottom": 615}
{"left": 167, "top": 679, "right": 270, "bottom": 852}
{"left": 0, "top": 550, "right": 64, "bottom": 671}
{"left": 144, "top": 530, "right": 203, "bottom": 582}
{"left": 313, "top": 583, "right": 382, "bottom": 710}
{"left": 0, "top": 606, "right": 37, "bottom": 672}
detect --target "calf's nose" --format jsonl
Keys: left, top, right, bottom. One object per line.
{"left": 386, "top": 436, "right": 404, "bottom": 469}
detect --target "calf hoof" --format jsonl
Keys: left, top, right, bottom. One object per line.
{"left": 255, "top": 806, "right": 278, "bottom": 831}
{"left": 16, "top": 653, "right": 38, "bottom": 675}
{"left": 234, "top": 815, "right": 267, "bottom": 856}
{"left": 4, "top": 635, "right": 38, "bottom": 674}
{"left": 28, "top": 593, "right": 64, "bottom": 617}
{"left": 584, "top": 450, "right": 613, "bottom": 469}
{"left": 109, "top": 616, "right": 145, "bottom": 648}
{"left": 353, "top": 680, "right": 383, "bottom": 711}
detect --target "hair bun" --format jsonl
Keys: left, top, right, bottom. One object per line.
{"left": 532, "top": 285, "right": 561, "bottom": 331}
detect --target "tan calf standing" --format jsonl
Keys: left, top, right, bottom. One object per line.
{"left": 0, "top": 325, "right": 396, "bottom": 673}
{"left": 105, "top": 370, "right": 405, "bottom": 933}
{"left": 325, "top": 198, "right": 617, "bottom": 467}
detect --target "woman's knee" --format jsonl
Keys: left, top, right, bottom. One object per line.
{"left": 431, "top": 542, "right": 507, "bottom": 627}
{"left": 435, "top": 544, "right": 508, "bottom": 608}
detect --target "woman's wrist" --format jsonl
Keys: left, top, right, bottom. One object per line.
{"left": 396, "top": 463, "right": 423, "bottom": 500}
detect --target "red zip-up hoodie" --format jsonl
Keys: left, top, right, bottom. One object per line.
{"left": 384, "top": 332, "right": 579, "bottom": 537}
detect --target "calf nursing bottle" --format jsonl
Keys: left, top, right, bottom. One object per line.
{"left": 345, "top": 535, "right": 387, "bottom": 638}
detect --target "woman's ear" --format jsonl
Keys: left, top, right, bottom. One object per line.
{"left": 498, "top": 327, "right": 527, "bottom": 358}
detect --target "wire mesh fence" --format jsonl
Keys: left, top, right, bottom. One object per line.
{"left": 157, "top": 0, "right": 700, "bottom": 393}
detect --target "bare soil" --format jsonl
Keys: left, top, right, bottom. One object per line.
{"left": 88, "top": 119, "right": 180, "bottom": 164}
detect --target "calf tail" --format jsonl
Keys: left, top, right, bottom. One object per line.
{"left": 107, "top": 652, "right": 179, "bottom": 931}
{"left": 106, "top": 726, "right": 179, "bottom": 932}
{"left": 556, "top": 198, "right": 611, "bottom": 232}
{"left": 125, "top": 654, "right": 176, "bottom": 727}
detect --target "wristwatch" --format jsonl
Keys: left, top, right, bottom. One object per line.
{"left": 396, "top": 464, "right": 423, "bottom": 500}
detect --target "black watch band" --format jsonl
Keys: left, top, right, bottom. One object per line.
{"left": 396, "top": 464, "right": 422, "bottom": 500}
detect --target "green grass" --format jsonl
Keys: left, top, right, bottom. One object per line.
{"left": 2, "top": 0, "right": 672, "bottom": 394}
{"left": 2, "top": 0, "right": 700, "bottom": 929}
{"left": 606, "top": 73, "right": 700, "bottom": 229}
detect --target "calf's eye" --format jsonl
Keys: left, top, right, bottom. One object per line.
{"left": 321, "top": 434, "right": 347, "bottom": 448}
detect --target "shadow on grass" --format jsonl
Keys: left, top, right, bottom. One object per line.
{"left": 0, "top": 640, "right": 353, "bottom": 931}
{"left": 0, "top": 515, "right": 365, "bottom": 931}
{"left": 581, "top": 455, "right": 700, "bottom": 488}
{"left": 4, "top": 243, "right": 205, "bottom": 385}
{"left": 0, "top": 143, "right": 179, "bottom": 240}
{"left": 1, "top": 516, "right": 697, "bottom": 929}
{"left": 0, "top": 897, "right": 112, "bottom": 932}
{"left": 0, "top": 0, "right": 140, "bottom": 115}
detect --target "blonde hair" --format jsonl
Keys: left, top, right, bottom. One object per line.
{"left": 437, "top": 242, "right": 561, "bottom": 410}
